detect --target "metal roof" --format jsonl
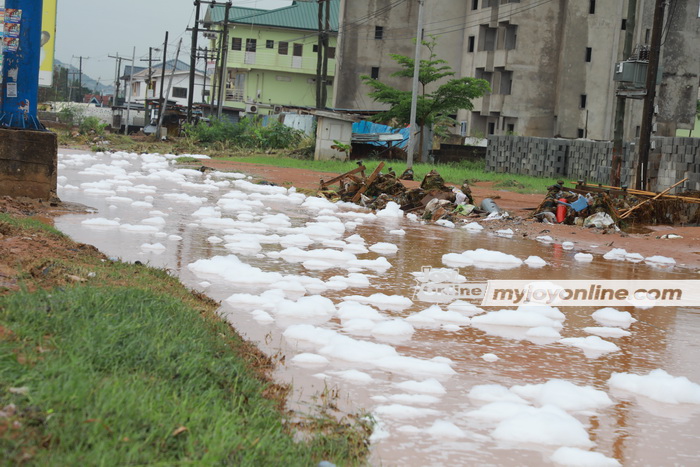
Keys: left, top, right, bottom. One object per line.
{"left": 208, "top": 0, "right": 339, "bottom": 32}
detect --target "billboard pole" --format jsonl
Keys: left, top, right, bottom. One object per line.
{"left": 0, "top": 0, "right": 46, "bottom": 130}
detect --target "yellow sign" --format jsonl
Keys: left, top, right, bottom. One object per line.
{"left": 39, "top": 0, "right": 57, "bottom": 87}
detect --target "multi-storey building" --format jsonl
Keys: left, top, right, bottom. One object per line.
{"left": 204, "top": 0, "right": 339, "bottom": 116}
{"left": 334, "top": 0, "right": 700, "bottom": 141}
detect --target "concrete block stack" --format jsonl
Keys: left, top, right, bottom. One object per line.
{"left": 654, "top": 137, "right": 700, "bottom": 191}
{"left": 566, "top": 140, "right": 613, "bottom": 184}
{"left": 486, "top": 136, "right": 569, "bottom": 178}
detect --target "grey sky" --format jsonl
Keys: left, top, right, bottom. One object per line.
{"left": 56, "top": 0, "right": 292, "bottom": 89}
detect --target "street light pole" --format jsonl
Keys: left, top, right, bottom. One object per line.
{"left": 406, "top": 0, "right": 425, "bottom": 168}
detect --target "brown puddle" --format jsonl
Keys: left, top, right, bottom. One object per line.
{"left": 53, "top": 150, "right": 700, "bottom": 466}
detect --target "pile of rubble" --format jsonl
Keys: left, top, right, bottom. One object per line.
{"left": 318, "top": 163, "right": 504, "bottom": 223}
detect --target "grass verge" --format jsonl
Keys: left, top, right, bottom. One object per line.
{"left": 0, "top": 215, "right": 371, "bottom": 465}
{"left": 215, "top": 155, "right": 559, "bottom": 194}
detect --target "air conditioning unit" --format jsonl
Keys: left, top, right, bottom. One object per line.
{"left": 245, "top": 104, "right": 258, "bottom": 114}
{"left": 273, "top": 105, "right": 282, "bottom": 113}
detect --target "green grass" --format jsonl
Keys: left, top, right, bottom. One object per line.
{"left": 0, "top": 213, "right": 65, "bottom": 237}
{"left": 0, "top": 286, "right": 369, "bottom": 465}
{"left": 214, "top": 155, "right": 559, "bottom": 194}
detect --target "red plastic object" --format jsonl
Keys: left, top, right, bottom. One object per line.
{"left": 556, "top": 198, "right": 567, "bottom": 223}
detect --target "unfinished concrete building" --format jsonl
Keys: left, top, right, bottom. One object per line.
{"left": 334, "top": 0, "right": 700, "bottom": 141}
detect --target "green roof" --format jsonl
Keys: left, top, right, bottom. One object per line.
{"left": 209, "top": 0, "right": 339, "bottom": 32}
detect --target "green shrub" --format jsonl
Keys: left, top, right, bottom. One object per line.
{"left": 79, "top": 116, "right": 107, "bottom": 136}
{"left": 184, "top": 117, "right": 304, "bottom": 150}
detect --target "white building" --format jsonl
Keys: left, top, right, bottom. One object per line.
{"left": 122, "top": 60, "right": 209, "bottom": 107}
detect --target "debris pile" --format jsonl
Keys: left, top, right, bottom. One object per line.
{"left": 533, "top": 177, "right": 700, "bottom": 228}
{"left": 318, "top": 164, "right": 499, "bottom": 223}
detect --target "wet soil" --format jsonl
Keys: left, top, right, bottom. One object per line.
{"left": 198, "top": 160, "right": 700, "bottom": 271}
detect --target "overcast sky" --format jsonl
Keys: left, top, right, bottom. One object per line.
{"left": 56, "top": 0, "right": 292, "bottom": 88}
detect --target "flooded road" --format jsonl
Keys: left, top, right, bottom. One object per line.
{"left": 55, "top": 150, "right": 700, "bottom": 466}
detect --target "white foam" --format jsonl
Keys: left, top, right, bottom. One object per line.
{"left": 426, "top": 420, "right": 467, "bottom": 438}
{"left": 472, "top": 309, "right": 563, "bottom": 329}
{"left": 536, "top": 235, "right": 553, "bottom": 243}
{"left": 625, "top": 252, "right": 645, "bottom": 263}
{"left": 468, "top": 385, "right": 527, "bottom": 404}
{"left": 443, "top": 249, "right": 522, "bottom": 270}
{"left": 559, "top": 335, "right": 620, "bottom": 356}
{"left": 369, "top": 242, "right": 399, "bottom": 255}
{"left": 343, "top": 293, "right": 413, "bottom": 311}
{"left": 189, "top": 255, "right": 284, "bottom": 286}
{"left": 562, "top": 241, "right": 575, "bottom": 250}
{"left": 608, "top": 369, "right": 700, "bottom": 405}
{"left": 374, "top": 404, "right": 439, "bottom": 419}
{"left": 645, "top": 255, "right": 676, "bottom": 267}
{"left": 524, "top": 256, "right": 547, "bottom": 268}
{"left": 406, "top": 305, "right": 471, "bottom": 326}
{"left": 81, "top": 218, "right": 120, "bottom": 227}
{"left": 491, "top": 405, "right": 594, "bottom": 447}
{"left": 371, "top": 319, "right": 415, "bottom": 337}
{"left": 583, "top": 326, "right": 631, "bottom": 338}
{"left": 291, "top": 353, "right": 330, "bottom": 366}
{"left": 603, "top": 248, "right": 628, "bottom": 260}
{"left": 496, "top": 228, "right": 514, "bottom": 238}
{"left": 510, "top": 379, "right": 613, "bottom": 412}
{"left": 463, "top": 222, "right": 484, "bottom": 232}
{"left": 550, "top": 447, "right": 621, "bottom": 466}
{"left": 482, "top": 353, "right": 499, "bottom": 362}
{"left": 592, "top": 307, "right": 637, "bottom": 328}
{"left": 435, "top": 219, "right": 455, "bottom": 228}
{"left": 376, "top": 201, "right": 404, "bottom": 219}
{"left": 141, "top": 216, "right": 166, "bottom": 226}
{"left": 389, "top": 229, "right": 406, "bottom": 236}
{"left": 141, "top": 242, "right": 166, "bottom": 251}
{"left": 574, "top": 253, "right": 593, "bottom": 262}
{"left": 393, "top": 379, "right": 446, "bottom": 395}
{"left": 332, "top": 369, "right": 374, "bottom": 384}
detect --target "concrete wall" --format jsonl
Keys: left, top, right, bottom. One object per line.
{"left": 0, "top": 128, "right": 58, "bottom": 200}
{"left": 486, "top": 135, "right": 700, "bottom": 192}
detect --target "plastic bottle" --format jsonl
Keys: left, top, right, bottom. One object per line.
{"left": 556, "top": 198, "right": 567, "bottom": 223}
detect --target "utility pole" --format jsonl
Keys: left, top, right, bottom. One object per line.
{"left": 188, "top": 0, "right": 202, "bottom": 123}
{"left": 109, "top": 53, "right": 126, "bottom": 105}
{"left": 197, "top": 47, "right": 214, "bottom": 103}
{"left": 611, "top": 0, "right": 637, "bottom": 187}
{"left": 157, "top": 39, "right": 183, "bottom": 139}
{"left": 140, "top": 47, "right": 161, "bottom": 129}
{"left": 407, "top": 0, "right": 425, "bottom": 168}
{"left": 636, "top": 0, "right": 665, "bottom": 191}
{"left": 159, "top": 31, "right": 170, "bottom": 135}
{"left": 316, "top": 0, "right": 324, "bottom": 108}
{"left": 217, "top": 2, "right": 232, "bottom": 119}
{"left": 78, "top": 56, "right": 84, "bottom": 99}
{"left": 321, "top": 0, "right": 330, "bottom": 108}
{"left": 124, "top": 47, "right": 136, "bottom": 135}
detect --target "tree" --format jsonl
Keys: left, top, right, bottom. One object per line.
{"left": 361, "top": 37, "right": 490, "bottom": 160}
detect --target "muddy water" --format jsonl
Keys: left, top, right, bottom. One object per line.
{"left": 54, "top": 150, "right": 700, "bottom": 466}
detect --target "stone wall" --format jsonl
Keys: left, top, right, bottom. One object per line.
{"left": 486, "top": 135, "right": 700, "bottom": 191}
{"left": 0, "top": 128, "right": 58, "bottom": 200}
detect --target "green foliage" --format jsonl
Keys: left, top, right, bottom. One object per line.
{"left": 57, "top": 106, "right": 82, "bottom": 126}
{"left": 79, "top": 116, "right": 107, "bottom": 136}
{"left": 360, "top": 36, "right": 490, "bottom": 156}
{"left": 183, "top": 118, "right": 304, "bottom": 150}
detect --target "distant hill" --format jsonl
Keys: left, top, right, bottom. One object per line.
{"left": 54, "top": 59, "right": 115, "bottom": 95}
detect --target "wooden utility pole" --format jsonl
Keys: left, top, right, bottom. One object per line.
{"left": 158, "top": 31, "right": 169, "bottom": 135}
{"left": 321, "top": 0, "right": 330, "bottom": 108}
{"left": 157, "top": 39, "right": 183, "bottom": 139}
{"left": 611, "top": 0, "right": 637, "bottom": 186}
{"left": 108, "top": 53, "right": 125, "bottom": 105}
{"left": 187, "top": 0, "right": 202, "bottom": 123}
{"left": 636, "top": 0, "right": 666, "bottom": 191}
{"left": 316, "top": 0, "right": 324, "bottom": 108}
{"left": 407, "top": 0, "right": 425, "bottom": 168}
{"left": 124, "top": 47, "right": 136, "bottom": 135}
{"left": 216, "top": 2, "right": 232, "bottom": 119}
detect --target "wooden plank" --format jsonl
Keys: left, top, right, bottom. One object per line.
{"left": 351, "top": 162, "right": 385, "bottom": 203}
{"left": 619, "top": 178, "right": 688, "bottom": 219}
{"left": 319, "top": 165, "right": 366, "bottom": 190}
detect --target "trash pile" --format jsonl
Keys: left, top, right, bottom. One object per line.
{"left": 533, "top": 182, "right": 619, "bottom": 229}
{"left": 318, "top": 163, "right": 503, "bottom": 222}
